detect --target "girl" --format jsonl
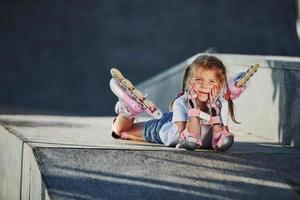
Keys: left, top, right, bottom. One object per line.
{"left": 110, "top": 55, "right": 244, "bottom": 151}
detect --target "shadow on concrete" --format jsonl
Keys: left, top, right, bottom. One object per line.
{"left": 271, "top": 61, "right": 300, "bottom": 148}
{"left": 35, "top": 148, "right": 300, "bottom": 200}
{"left": 229, "top": 141, "right": 296, "bottom": 153}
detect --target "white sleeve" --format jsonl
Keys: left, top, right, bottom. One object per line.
{"left": 171, "top": 98, "right": 188, "bottom": 122}
{"left": 159, "top": 122, "right": 180, "bottom": 147}
{"left": 220, "top": 100, "right": 229, "bottom": 126}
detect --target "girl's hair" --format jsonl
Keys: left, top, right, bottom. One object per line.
{"left": 170, "top": 54, "right": 239, "bottom": 123}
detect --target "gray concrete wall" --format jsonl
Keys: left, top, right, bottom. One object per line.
{"left": 0, "top": 125, "right": 50, "bottom": 200}
{"left": 138, "top": 53, "right": 300, "bottom": 148}
{"left": 0, "top": 0, "right": 299, "bottom": 116}
{"left": 0, "top": 125, "right": 22, "bottom": 200}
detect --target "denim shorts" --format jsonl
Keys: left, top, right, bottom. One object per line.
{"left": 143, "top": 112, "right": 173, "bottom": 144}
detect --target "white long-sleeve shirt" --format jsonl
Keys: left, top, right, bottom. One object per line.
{"left": 158, "top": 93, "right": 229, "bottom": 146}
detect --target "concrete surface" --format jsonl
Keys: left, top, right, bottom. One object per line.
{"left": 0, "top": 114, "right": 295, "bottom": 152}
{"left": 0, "top": 125, "right": 23, "bottom": 199}
{"left": 36, "top": 148, "right": 300, "bottom": 200}
{"left": 0, "top": 115, "right": 300, "bottom": 199}
{"left": 0, "top": 124, "right": 50, "bottom": 200}
{"left": 138, "top": 53, "right": 300, "bottom": 148}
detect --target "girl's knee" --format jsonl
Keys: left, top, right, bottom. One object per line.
{"left": 111, "top": 129, "right": 128, "bottom": 139}
{"left": 217, "top": 135, "right": 234, "bottom": 152}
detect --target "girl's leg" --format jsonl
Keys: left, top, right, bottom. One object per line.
{"left": 112, "top": 115, "right": 135, "bottom": 134}
{"left": 110, "top": 77, "right": 145, "bottom": 140}
{"left": 120, "top": 122, "right": 145, "bottom": 141}
{"left": 112, "top": 115, "right": 145, "bottom": 141}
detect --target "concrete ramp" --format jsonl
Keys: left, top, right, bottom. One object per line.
{"left": 1, "top": 115, "right": 300, "bottom": 200}
{"left": 1, "top": 53, "right": 300, "bottom": 200}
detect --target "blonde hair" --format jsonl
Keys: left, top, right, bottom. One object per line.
{"left": 171, "top": 55, "right": 239, "bottom": 123}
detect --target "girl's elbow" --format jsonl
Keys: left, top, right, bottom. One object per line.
{"left": 174, "top": 121, "right": 186, "bottom": 133}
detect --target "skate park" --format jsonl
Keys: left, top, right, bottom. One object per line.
{"left": 1, "top": 1, "right": 300, "bottom": 200}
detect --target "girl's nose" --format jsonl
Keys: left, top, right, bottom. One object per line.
{"left": 200, "top": 82, "right": 211, "bottom": 88}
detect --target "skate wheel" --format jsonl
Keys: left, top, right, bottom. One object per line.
{"left": 143, "top": 99, "right": 156, "bottom": 112}
{"left": 110, "top": 68, "right": 124, "bottom": 80}
{"left": 122, "top": 79, "right": 134, "bottom": 90}
{"left": 153, "top": 110, "right": 163, "bottom": 119}
{"left": 132, "top": 89, "right": 145, "bottom": 101}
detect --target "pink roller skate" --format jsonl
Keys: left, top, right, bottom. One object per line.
{"left": 225, "top": 64, "right": 260, "bottom": 100}
{"left": 110, "top": 79, "right": 144, "bottom": 119}
{"left": 110, "top": 68, "right": 162, "bottom": 119}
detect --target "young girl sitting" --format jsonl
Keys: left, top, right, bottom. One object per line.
{"left": 110, "top": 55, "right": 245, "bottom": 151}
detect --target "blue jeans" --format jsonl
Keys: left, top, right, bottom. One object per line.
{"left": 143, "top": 112, "right": 173, "bottom": 144}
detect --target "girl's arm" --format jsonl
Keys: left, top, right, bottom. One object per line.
{"left": 185, "top": 101, "right": 207, "bottom": 137}
{"left": 174, "top": 121, "right": 186, "bottom": 133}
{"left": 175, "top": 118, "right": 200, "bottom": 138}
{"left": 186, "top": 117, "right": 200, "bottom": 137}
{"left": 212, "top": 123, "right": 228, "bottom": 133}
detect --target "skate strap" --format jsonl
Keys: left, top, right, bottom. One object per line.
{"left": 212, "top": 129, "right": 234, "bottom": 150}
{"left": 207, "top": 101, "right": 221, "bottom": 116}
{"left": 178, "top": 129, "right": 202, "bottom": 146}
{"left": 188, "top": 108, "right": 221, "bottom": 125}
{"left": 188, "top": 108, "right": 210, "bottom": 121}
{"left": 210, "top": 116, "right": 221, "bottom": 124}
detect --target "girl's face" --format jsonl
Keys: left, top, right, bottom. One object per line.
{"left": 190, "top": 68, "right": 221, "bottom": 102}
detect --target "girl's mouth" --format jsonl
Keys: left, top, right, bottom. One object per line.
{"left": 197, "top": 91, "right": 209, "bottom": 102}
{"left": 198, "top": 91, "right": 209, "bottom": 95}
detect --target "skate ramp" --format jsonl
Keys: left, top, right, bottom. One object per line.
{"left": 1, "top": 115, "right": 300, "bottom": 200}
{"left": 138, "top": 53, "right": 300, "bottom": 149}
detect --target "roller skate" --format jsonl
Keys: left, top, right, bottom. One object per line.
{"left": 235, "top": 64, "right": 260, "bottom": 87}
{"left": 225, "top": 64, "right": 260, "bottom": 100}
{"left": 110, "top": 68, "right": 163, "bottom": 119}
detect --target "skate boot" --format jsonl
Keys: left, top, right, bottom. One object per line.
{"left": 110, "top": 68, "right": 162, "bottom": 119}
{"left": 110, "top": 78, "right": 144, "bottom": 119}
{"left": 224, "top": 64, "right": 260, "bottom": 100}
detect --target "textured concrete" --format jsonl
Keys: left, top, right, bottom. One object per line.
{"left": 0, "top": 115, "right": 300, "bottom": 199}
{"left": 0, "top": 0, "right": 299, "bottom": 116}
{"left": 138, "top": 53, "right": 300, "bottom": 148}
{"left": 36, "top": 148, "right": 300, "bottom": 200}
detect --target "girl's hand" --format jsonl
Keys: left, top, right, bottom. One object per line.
{"left": 208, "top": 85, "right": 221, "bottom": 116}
{"left": 187, "top": 84, "right": 199, "bottom": 109}
{"left": 209, "top": 85, "right": 219, "bottom": 104}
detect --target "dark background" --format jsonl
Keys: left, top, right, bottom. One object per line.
{"left": 1, "top": 0, "right": 299, "bottom": 116}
